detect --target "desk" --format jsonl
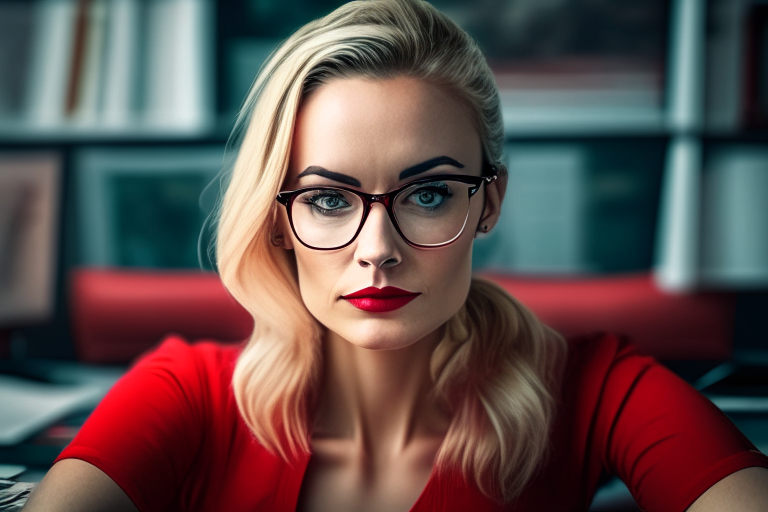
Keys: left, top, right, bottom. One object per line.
{"left": 0, "top": 359, "right": 124, "bottom": 482}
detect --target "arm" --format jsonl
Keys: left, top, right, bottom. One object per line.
{"left": 580, "top": 334, "right": 768, "bottom": 511}
{"left": 23, "top": 459, "right": 138, "bottom": 512}
{"left": 686, "top": 467, "right": 768, "bottom": 512}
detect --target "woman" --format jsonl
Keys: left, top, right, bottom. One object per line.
{"left": 25, "top": 0, "right": 768, "bottom": 511}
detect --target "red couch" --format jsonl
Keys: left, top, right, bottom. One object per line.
{"left": 70, "top": 269, "right": 735, "bottom": 364}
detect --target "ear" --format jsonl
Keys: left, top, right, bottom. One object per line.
{"left": 475, "top": 167, "right": 507, "bottom": 236}
{"left": 273, "top": 208, "right": 295, "bottom": 250}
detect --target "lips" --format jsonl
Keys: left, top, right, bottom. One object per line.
{"left": 341, "top": 286, "right": 421, "bottom": 313}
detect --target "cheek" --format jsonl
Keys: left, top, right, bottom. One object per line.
{"left": 277, "top": 207, "right": 334, "bottom": 304}
{"left": 292, "top": 248, "right": 348, "bottom": 322}
{"left": 421, "top": 235, "right": 474, "bottom": 313}
{"left": 414, "top": 185, "right": 483, "bottom": 298}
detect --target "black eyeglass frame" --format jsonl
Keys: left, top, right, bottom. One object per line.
{"left": 276, "top": 169, "right": 498, "bottom": 250}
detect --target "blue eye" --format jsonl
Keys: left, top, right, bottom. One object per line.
{"left": 405, "top": 183, "right": 453, "bottom": 210}
{"left": 302, "top": 191, "right": 352, "bottom": 215}
{"left": 314, "top": 195, "right": 344, "bottom": 209}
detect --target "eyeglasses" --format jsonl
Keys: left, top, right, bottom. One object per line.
{"left": 276, "top": 172, "right": 497, "bottom": 250}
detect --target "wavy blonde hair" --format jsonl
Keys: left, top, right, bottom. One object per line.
{"left": 213, "top": 0, "right": 567, "bottom": 502}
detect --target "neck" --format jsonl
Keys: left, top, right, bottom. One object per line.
{"left": 313, "top": 326, "right": 450, "bottom": 456}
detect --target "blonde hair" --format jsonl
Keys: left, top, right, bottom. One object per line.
{"left": 212, "top": 0, "right": 567, "bottom": 502}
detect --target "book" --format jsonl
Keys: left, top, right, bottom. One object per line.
{"left": 101, "top": 0, "right": 141, "bottom": 127}
{"left": 70, "top": 0, "right": 108, "bottom": 125}
{"left": 0, "top": 3, "right": 36, "bottom": 121}
{"left": 25, "top": 0, "right": 78, "bottom": 127}
{"left": 144, "top": 0, "right": 213, "bottom": 131}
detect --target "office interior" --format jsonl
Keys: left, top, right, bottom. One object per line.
{"left": 0, "top": 0, "right": 767, "bottom": 510}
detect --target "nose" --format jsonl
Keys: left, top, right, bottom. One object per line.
{"left": 354, "top": 203, "right": 402, "bottom": 269}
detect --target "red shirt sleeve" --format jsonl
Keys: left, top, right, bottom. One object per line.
{"left": 581, "top": 334, "right": 768, "bottom": 512}
{"left": 54, "top": 336, "right": 212, "bottom": 512}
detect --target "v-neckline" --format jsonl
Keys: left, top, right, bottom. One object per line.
{"left": 288, "top": 450, "right": 438, "bottom": 512}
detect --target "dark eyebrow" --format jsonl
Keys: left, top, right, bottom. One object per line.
{"left": 297, "top": 166, "right": 361, "bottom": 187}
{"left": 296, "top": 156, "right": 465, "bottom": 187}
{"left": 399, "top": 156, "right": 464, "bottom": 180}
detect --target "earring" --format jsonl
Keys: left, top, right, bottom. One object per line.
{"left": 482, "top": 225, "right": 488, "bottom": 232}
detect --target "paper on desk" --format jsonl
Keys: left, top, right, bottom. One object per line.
{"left": 0, "top": 478, "right": 36, "bottom": 511}
{"left": 0, "top": 375, "right": 107, "bottom": 445}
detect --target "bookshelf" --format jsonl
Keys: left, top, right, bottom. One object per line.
{"left": 1, "top": 0, "right": 767, "bottom": 360}
{"left": 476, "top": 0, "right": 768, "bottom": 291}
{"left": 0, "top": 0, "right": 223, "bottom": 359}
{"left": 0, "top": 0, "right": 215, "bottom": 140}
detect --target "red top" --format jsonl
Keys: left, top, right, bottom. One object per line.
{"left": 56, "top": 334, "right": 768, "bottom": 512}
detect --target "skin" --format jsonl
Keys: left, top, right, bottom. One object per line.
{"left": 23, "top": 76, "right": 768, "bottom": 512}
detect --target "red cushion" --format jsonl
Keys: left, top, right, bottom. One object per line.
{"left": 479, "top": 273, "right": 735, "bottom": 360}
{"left": 70, "top": 269, "right": 253, "bottom": 363}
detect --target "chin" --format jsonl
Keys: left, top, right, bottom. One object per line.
{"left": 348, "top": 338, "right": 408, "bottom": 351}
{"left": 333, "top": 315, "right": 446, "bottom": 351}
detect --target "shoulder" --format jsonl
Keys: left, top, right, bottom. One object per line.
{"left": 562, "top": 332, "right": 652, "bottom": 388}
{"left": 78, "top": 335, "right": 245, "bottom": 434}
{"left": 558, "top": 333, "right": 768, "bottom": 511}
{"left": 131, "top": 334, "right": 243, "bottom": 389}
{"left": 134, "top": 333, "right": 243, "bottom": 365}
{"left": 556, "top": 332, "right": 660, "bottom": 442}
{"left": 565, "top": 331, "right": 645, "bottom": 365}
{"left": 53, "top": 336, "right": 250, "bottom": 511}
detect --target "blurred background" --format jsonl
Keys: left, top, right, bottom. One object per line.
{"left": 2, "top": 0, "right": 766, "bottom": 358}
{"left": 0, "top": 0, "right": 767, "bottom": 504}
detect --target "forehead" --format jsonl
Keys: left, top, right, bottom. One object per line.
{"left": 287, "top": 76, "right": 481, "bottom": 188}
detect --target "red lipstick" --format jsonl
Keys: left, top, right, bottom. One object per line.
{"left": 341, "top": 286, "right": 421, "bottom": 313}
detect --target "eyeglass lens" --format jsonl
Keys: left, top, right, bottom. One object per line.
{"left": 290, "top": 179, "right": 474, "bottom": 248}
